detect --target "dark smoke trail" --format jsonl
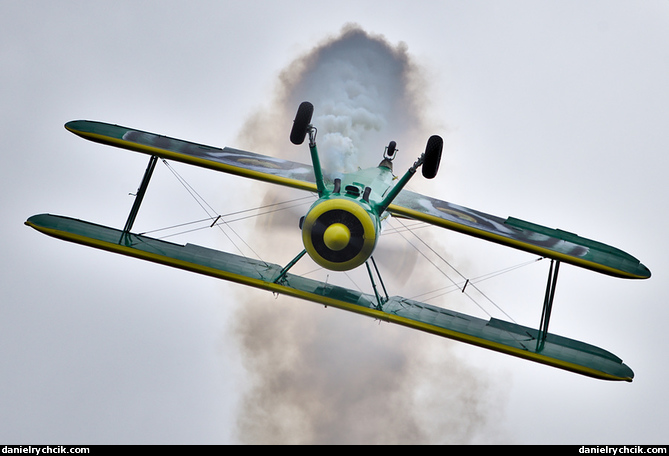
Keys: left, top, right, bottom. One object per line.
{"left": 229, "top": 25, "right": 508, "bottom": 444}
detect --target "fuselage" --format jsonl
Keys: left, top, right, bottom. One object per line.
{"left": 301, "top": 163, "right": 395, "bottom": 271}
{"left": 294, "top": 100, "right": 440, "bottom": 273}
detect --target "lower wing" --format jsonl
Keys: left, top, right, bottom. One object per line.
{"left": 25, "top": 213, "right": 635, "bottom": 382}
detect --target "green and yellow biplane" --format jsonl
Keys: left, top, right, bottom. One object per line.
{"left": 26, "top": 102, "right": 650, "bottom": 382}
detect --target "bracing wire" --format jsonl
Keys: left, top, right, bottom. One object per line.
{"left": 388, "top": 216, "right": 542, "bottom": 323}
{"left": 410, "top": 257, "right": 543, "bottom": 303}
{"left": 156, "top": 159, "right": 312, "bottom": 267}
{"left": 160, "top": 159, "right": 266, "bottom": 263}
{"left": 138, "top": 195, "right": 314, "bottom": 238}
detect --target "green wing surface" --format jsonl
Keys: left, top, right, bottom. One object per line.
{"left": 65, "top": 120, "right": 318, "bottom": 192}
{"left": 388, "top": 191, "right": 651, "bottom": 279}
{"left": 65, "top": 120, "right": 650, "bottom": 279}
{"left": 25, "top": 213, "right": 635, "bottom": 382}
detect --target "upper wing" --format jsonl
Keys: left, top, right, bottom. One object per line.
{"left": 65, "top": 120, "right": 318, "bottom": 192}
{"left": 388, "top": 190, "right": 651, "bottom": 279}
{"left": 66, "top": 120, "right": 650, "bottom": 279}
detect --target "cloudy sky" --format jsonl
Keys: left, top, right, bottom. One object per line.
{"left": 2, "top": 0, "right": 668, "bottom": 444}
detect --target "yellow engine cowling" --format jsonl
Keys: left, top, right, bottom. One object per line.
{"left": 301, "top": 197, "right": 379, "bottom": 271}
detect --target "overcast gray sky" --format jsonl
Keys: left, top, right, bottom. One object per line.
{"left": 2, "top": 0, "right": 668, "bottom": 444}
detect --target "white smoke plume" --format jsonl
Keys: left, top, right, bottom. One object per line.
{"left": 229, "top": 25, "right": 508, "bottom": 444}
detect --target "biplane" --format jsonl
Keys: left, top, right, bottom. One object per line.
{"left": 26, "top": 102, "right": 651, "bottom": 382}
